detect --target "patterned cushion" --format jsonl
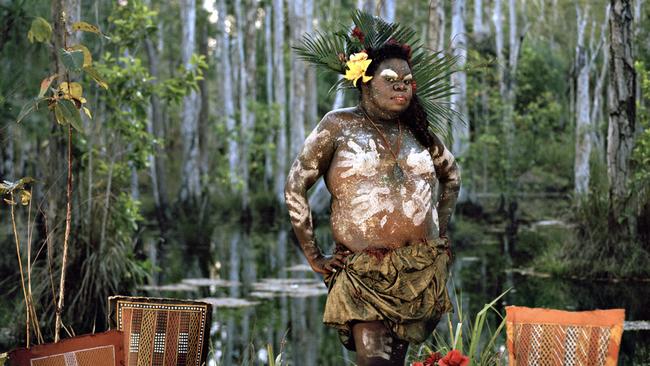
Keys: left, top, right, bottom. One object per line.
{"left": 8, "top": 330, "right": 124, "bottom": 366}
{"left": 505, "top": 306, "right": 625, "bottom": 366}
{"left": 108, "top": 296, "right": 211, "bottom": 366}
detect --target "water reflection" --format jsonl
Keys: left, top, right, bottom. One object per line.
{"left": 143, "top": 222, "right": 650, "bottom": 365}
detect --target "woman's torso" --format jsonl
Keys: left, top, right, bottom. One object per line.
{"left": 325, "top": 108, "right": 441, "bottom": 252}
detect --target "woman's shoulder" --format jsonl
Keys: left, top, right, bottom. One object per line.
{"left": 321, "top": 107, "right": 362, "bottom": 127}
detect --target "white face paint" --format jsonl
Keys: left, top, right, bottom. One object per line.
{"left": 380, "top": 68, "right": 399, "bottom": 79}
{"left": 406, "top": 148, "right": 435, "bottom": 176}
{"left": 401, "top": 180, "right": 432, "bottom": 226}
{"left": 351, "top": 186, "right": 394, "bottom": 230}
{"left": 338, "top": 140, "right": 380, "bottom": 178}
{"left": 403, "top": 74, "right": 413, "bottom": 81}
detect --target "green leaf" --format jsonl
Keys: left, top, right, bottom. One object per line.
{"left": 55, "top": 99, "right": 84, "bottom": 133}
{"left": 27, "top": 17, "right": 52, "bottom": 43}
{"left": 58, "top": 48, "right": 84, "bottom": 73}
{"left": 69, "top": 44, "right": 92, "bottom": 67}
{"left": 16, "top": 97, "right": 46, "bottom": 123}
{"left": 39, "top": 74, "right": 57, "bottom": 98}
{"left": 83, "top": 66, "right": 109, "bottom": 89}
{"left": 72, "top": 21, "right": 101, "bottom": 35}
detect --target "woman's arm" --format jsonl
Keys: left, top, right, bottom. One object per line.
{"left": 429, "top": 135, "right": 461, "bottom": 238}
{"left": 284, "top": 113, "right": 343, "bottom": 273}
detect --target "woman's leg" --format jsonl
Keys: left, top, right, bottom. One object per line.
{"left": 352, "top": 321, "right": 409, "bottom": 366}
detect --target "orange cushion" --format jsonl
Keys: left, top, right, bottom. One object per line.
{"left": 505, "top": 306, "right": 624, "bottom": 366}
{"left": 9, "top": 330, "right": 124, "bottom": 366}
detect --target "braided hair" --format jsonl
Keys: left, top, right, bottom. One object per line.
{"left": 359, "top": 42, "right": 435, "bottom": 148}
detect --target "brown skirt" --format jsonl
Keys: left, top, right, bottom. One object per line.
{"left": 323, "top": 238, "right": 453, "bottom": 351}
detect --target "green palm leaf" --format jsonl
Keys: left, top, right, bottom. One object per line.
{"left": 293, "top": 30, "right": 346, "bottom": 73}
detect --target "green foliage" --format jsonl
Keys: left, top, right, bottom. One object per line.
{"left": 107, "top": 0, "right": 158, "bottom": 51}
{"left": 58, "top": 48, "right": 84, "bottom": 73}
{"left": 27, "top": 16, "right": 51, "bottom": 43}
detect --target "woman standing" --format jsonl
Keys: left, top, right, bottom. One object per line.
{"left": 285, "top": 12, "right": 461, "bottom": 365}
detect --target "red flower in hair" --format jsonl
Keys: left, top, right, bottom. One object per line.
{"left": 352, "top": 27, "right": 365, "bottom": 43}
{"left": 411, "top": 80, "right": 417, "bottom": 94}
{"left": 424, "top": 352, "right": 442, "bottom": 366}
{"left": 438, "top": 350, "right": 469, "bottom": 366}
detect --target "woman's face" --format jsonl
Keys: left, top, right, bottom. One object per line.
{"left": 365, "top": 58, "right": 413, "bottom": 115}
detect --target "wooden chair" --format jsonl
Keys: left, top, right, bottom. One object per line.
{"left": 107, "top": 296, "right": 212, "bottom": 366}
{"left": 8, "top": 330, "right": 125, "bottom": 366}
{"left": 505, "top": 306, "right": 625, "bottom": 366}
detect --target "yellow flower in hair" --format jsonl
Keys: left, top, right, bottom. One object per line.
{"left": 344, "top": 52, "right": 373, "bottom": 87}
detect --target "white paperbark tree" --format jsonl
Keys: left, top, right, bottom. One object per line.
{"left": 289, "top": 0, "right": 306, "bottom": 161}
{"left": 428, "top": 0, "right": 446, "bottom": 52}
{"left": 575, "top": 4, "right": 609, "bottom": 195}
{"left": 273, "top": 0, "right": 288, "bottom": 203}
{"left": 264, "top": 4, "right": 274, "bottom": 187}
{"left": 218, "top": 0, "right": 238, "bottom": 189}
{"left": 180, "top": 0, "right": 201, "bottom": 203}
{"left": 451, "top": 0, "right": 469, "bottom": 202}
{"left": 473, "top": 0, "right": 487, "bottom": 39}
{"left": 380, "top": 0, "right": 396, "bottom": 21}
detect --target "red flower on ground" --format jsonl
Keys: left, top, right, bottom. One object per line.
{"left": 412, "top": 362, "right": 424, "bottom": 366}
{"left": 438, "top": 350, "right": 470, "bottom": 366}
{"left": 424, "top": 352, "right": 442, "bottom": 366}
{"left": 351, "top": 27, "right": 365, "bottom": 43}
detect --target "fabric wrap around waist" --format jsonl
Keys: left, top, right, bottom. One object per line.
{"left": 322, "top": 238, "right": 453, "bottom": 351}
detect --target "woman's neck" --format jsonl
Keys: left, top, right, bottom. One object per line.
{"left": 358, "top": 100, "right": 401, "bottom": 124}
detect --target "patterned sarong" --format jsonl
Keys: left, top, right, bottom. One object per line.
{"left": 323, "top": 238, "right": 453, "bottom": 350}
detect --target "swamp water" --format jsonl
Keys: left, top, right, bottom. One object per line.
{"left": 140, "top": 221, "right": 650, "bottom": 365}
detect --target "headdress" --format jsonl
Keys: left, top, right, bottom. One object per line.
{"left": 293, "top": 10, "right": 461, "bottom": 141}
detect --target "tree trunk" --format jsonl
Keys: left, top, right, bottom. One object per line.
{"left": 473, "top": 0, "right": 487, "bottom": 40}
{"left": 180, "top": 0, "right": 201, "bottom": 204}
{"left": 607, "top": 0, "right": 637, "bottom": 238}
{"left": 235, "top": 0, "right": 252, "bottom": 211}
{"left": 198, "top": 12, "right": 210, "bottom": 184}
{"left": 273, "top": 0, "right": 288, "bottom": 203}
{"left": 264, "top": 4, "right": 274, "bottom": 188}
{"left": 289, "top": 0, "right": 306, "bottom": 161}
{"left": 451, "top": 0, "right": 469, "bottom": 203}
{"left": 428, "top": 0, "right": 446, "bottom": 52}
{"left": 380, "top": 0, "right": 396, "bottom": 22}
{"left": 305, "top": 0, "right": 318, "bottom": 129}
{"left": 218, "top": 0, "right": 239, "bottom": 189}
{"left": 574, "top": 6, "right": 591, "bottom": 195}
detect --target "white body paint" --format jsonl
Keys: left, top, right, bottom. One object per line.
{"left": 286, "top": 191, "right": 311, "bottom": 224}
{"left": 339, "top": 140, "right": 380, "bottom": 178}
{"left": 304, "top": 128, "right": 330, "bottom": 147}
{"left": 406, "top": 148, "right": 435, "bottom": 175}
{"left": 401, "top": 181, "right": 432, "bottom": 226}
{"left": 361, "top": 331, "right": 393, "bottom": 360}
{"left": 351, "top": 186, "right": 395, "bottom": 230}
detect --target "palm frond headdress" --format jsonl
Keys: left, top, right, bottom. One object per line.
{"left": 293, "top": 10, "right": 461, "bottom": 141}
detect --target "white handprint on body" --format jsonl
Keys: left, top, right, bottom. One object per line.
{"left": 339, "top": 140, "right": 380, "bottom": 178}
{"left": 401, "top": 181, "right": 432, "bottom": 226}
{"left": 351, "top": 186, "right": 394, "bottom": 228}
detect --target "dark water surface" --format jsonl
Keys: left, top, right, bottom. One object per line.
{"left": 141, "top": 222, "right": 650, "bottom": 365}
